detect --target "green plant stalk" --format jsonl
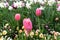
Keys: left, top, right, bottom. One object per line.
{"left": 37, "top": 17, "right": 40, "bottom": 30}
{"left": 17, "top": 21, "right": 19, "bottom": 30}
{"left": 25, "top": 36, "right": 27, "bottom": 40}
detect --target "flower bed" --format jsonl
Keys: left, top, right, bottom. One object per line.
{"left": 0, "top": 0, "right": 60, "bottom": 40}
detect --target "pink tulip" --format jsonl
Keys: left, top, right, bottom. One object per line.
{"left": 36, "top": 8, "right": 42, "bottom": 16}
{"left": 23, "top": 18, "right": 32, "bottom": 36}
{"left": 15, "top": 14, "right": 21, "bottom": 21}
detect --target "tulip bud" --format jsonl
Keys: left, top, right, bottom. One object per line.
{"left": 15, "top": 14, "right": 21, "bottom": 21}
{"left": 36, "top": 8, "right": 42, "bottom": 16}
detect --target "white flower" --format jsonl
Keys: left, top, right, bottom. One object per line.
{"left": 0, "top": 2, "right": 9, "bottom": 8}
{"left": 38, "top": 0, "right": 44, "bottom": 3}
{"left": 17, "top": 1, "right": 25, "bottom": 8}
{"left": 0, "top": 3, "right": 4, "bottom": 8}
{"left": 58, "top": 1, "right": 60, "bottom": 4}
{"left": 21, "top": 2, "right": 25, "bottom": 7}
{"left": 24, "top": 0, "right": 27, "bottom": 2}
{"left": 30, "top": 0, "right": 34, "bottom": 2}
{"left": 34, "top": 0, "right": 38, "bottom": 3}
{"left": 26, "top": 1, "right": 31, "bottom": 9}
{"left": 8, "top": 6, "right": 13, "bottom": 10}
{"left": 39, "top": 33, "right": 44, "bottom": 38}
{"left": 2, "top": 30, "right": 7, "bottom": 35}
{"left": 15, "top": 1, "right": 20, "bottom": 8}
{"left": 30, "top": 31, "right": 34, "bottom": 38}
{"left": 44, "top": 0, "right": 47, "bottom": 2}
{"left": 7, "top": 37, "right": 10, "bottom": 40}
{"left": 0, "top": 36, "right": 4, "bottom": 40}
{"left": 7, "top": 37, "right": 12, "bottom": 40}
{"left": 36, "top": 29, "right": 40, "bottom": 32}
{"left": 4, "top": 23, "right": 9, "bottom": 28}
{"left": 13, "top": 2, "right": 18, "bottom": 8}
{"left": 4, "top": 2, "right": 9, "bottom": 8}
{"left": 29, "top": 0, "right": 34, "bottom": 4}
{"left": 4, "top": 0, "right": 7, "bottom": 2}
{"left": 39, "top": 6, "right": 45, "bottom": 10}
{"left": 30, "top": 31, "right": 34, "bottom": 36}
{"left": 37, "top": 0, "right": 45, "bottom": 5}
{"left": 48, "top": 0, "right": 56, "bottom": 6}
{"left": 5, "top": 36, "right": 7, "bottom": 38}
{"left": 0, "top": 32, "right": 2, "bottom": 36}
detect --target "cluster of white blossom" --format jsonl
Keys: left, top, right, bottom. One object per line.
{"left": 0, "top": 0, "right": 57, "bottom": 10}
{"left": 0, "top": 2, "right": 9, "bottom": 8}
{"left": 8, "top": 1, "right": 25, "bottom": 10}
{"left": 47, "top": 0, "right": 56, "bottom": 6}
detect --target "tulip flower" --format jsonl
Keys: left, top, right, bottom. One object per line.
{"left": 36, "top": 8, "right": 42, "bottom": 16}
{"left": 23, "top": 18, "right": 32, "bottom": 36}
{"left": 36, "top": 8, "right": 42, "bottom": 31}
{"left": 15, "top": 14, "right": 21, "bottom": 21}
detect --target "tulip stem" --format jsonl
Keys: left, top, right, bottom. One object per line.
{"left": 17, "top": 21, "right": 19, "bottom": 30}
{"left": 17, "top": 21, "right": 19, "bottom": 26}
{"left": 38, "top": 17, "right": 40, "bottom": 30}
{"left": 25, "top": 36, "right": 27, "bottom": 40}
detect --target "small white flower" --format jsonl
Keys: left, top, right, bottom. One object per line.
{"left": 44, "top": 0, "right": 47, "bottom": 2}
{"left": 4, "top": 0, "right": 7, "bottom": 2}
{"left": 48, "top": 0, "right": 56, "bottom": 6}
{"left": 5, "top": 36, "right": 7, "bottom": 38}
{"left": 40, "top": 1, "right": 45, "bottom": 5}
{"left": 13, "top": 2, "right": 18, "bottom": 8}
{"left": 24, "top": 0, "right": 27, "bottom": 2}
{"left": 30, "top": 0, "right": 34, "bottom": 2}
{"left": 0, "top": 36, "right": 4, "bottom": 40}
{"left": 7, "top": 37, "right": 12, "bottom": 40}
{"left": 57, "top": 1, "right": 60, "bottom": 4}
{"left": 2, "top": 30, "right": 7, "bottom": 35}
{"left": 39, "top": 6, "right": 45, "bottom": 10}
{"left": 17, "top": 1, "right": 25, "bottom": 8}
{"left": 4, "top": 2, "right": 9, "bottom": 8}
{"left": 26, "top": 1, "right": 31, "bottom": 9}
{"left": 34, "top": 0, "right": 38, "bottom": 3}
{"left": 29, "top": 0, "right": 34, "bottom": 4}
{"left": 7, "top": 37, "right": 10, "bottom": 40}
{"left": 39, "top": 33, "right": 44, "bottom": 38}
{"left": 5, "top": 23, "right": 9, "bottom": 26}
{"left": 14, "top": 1, "right": 20, "bottom": 8}
{"left": 30, "top": 31, "right": 34, "bottom": 38}
{"left": 38, "top": 0, "right": 44, "bottom": 3}
{"left": 8, "top": 6, "right": 13, "bottom": 10}
{"left": 0, "top": 3, "right": 4, "bottom": 8}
